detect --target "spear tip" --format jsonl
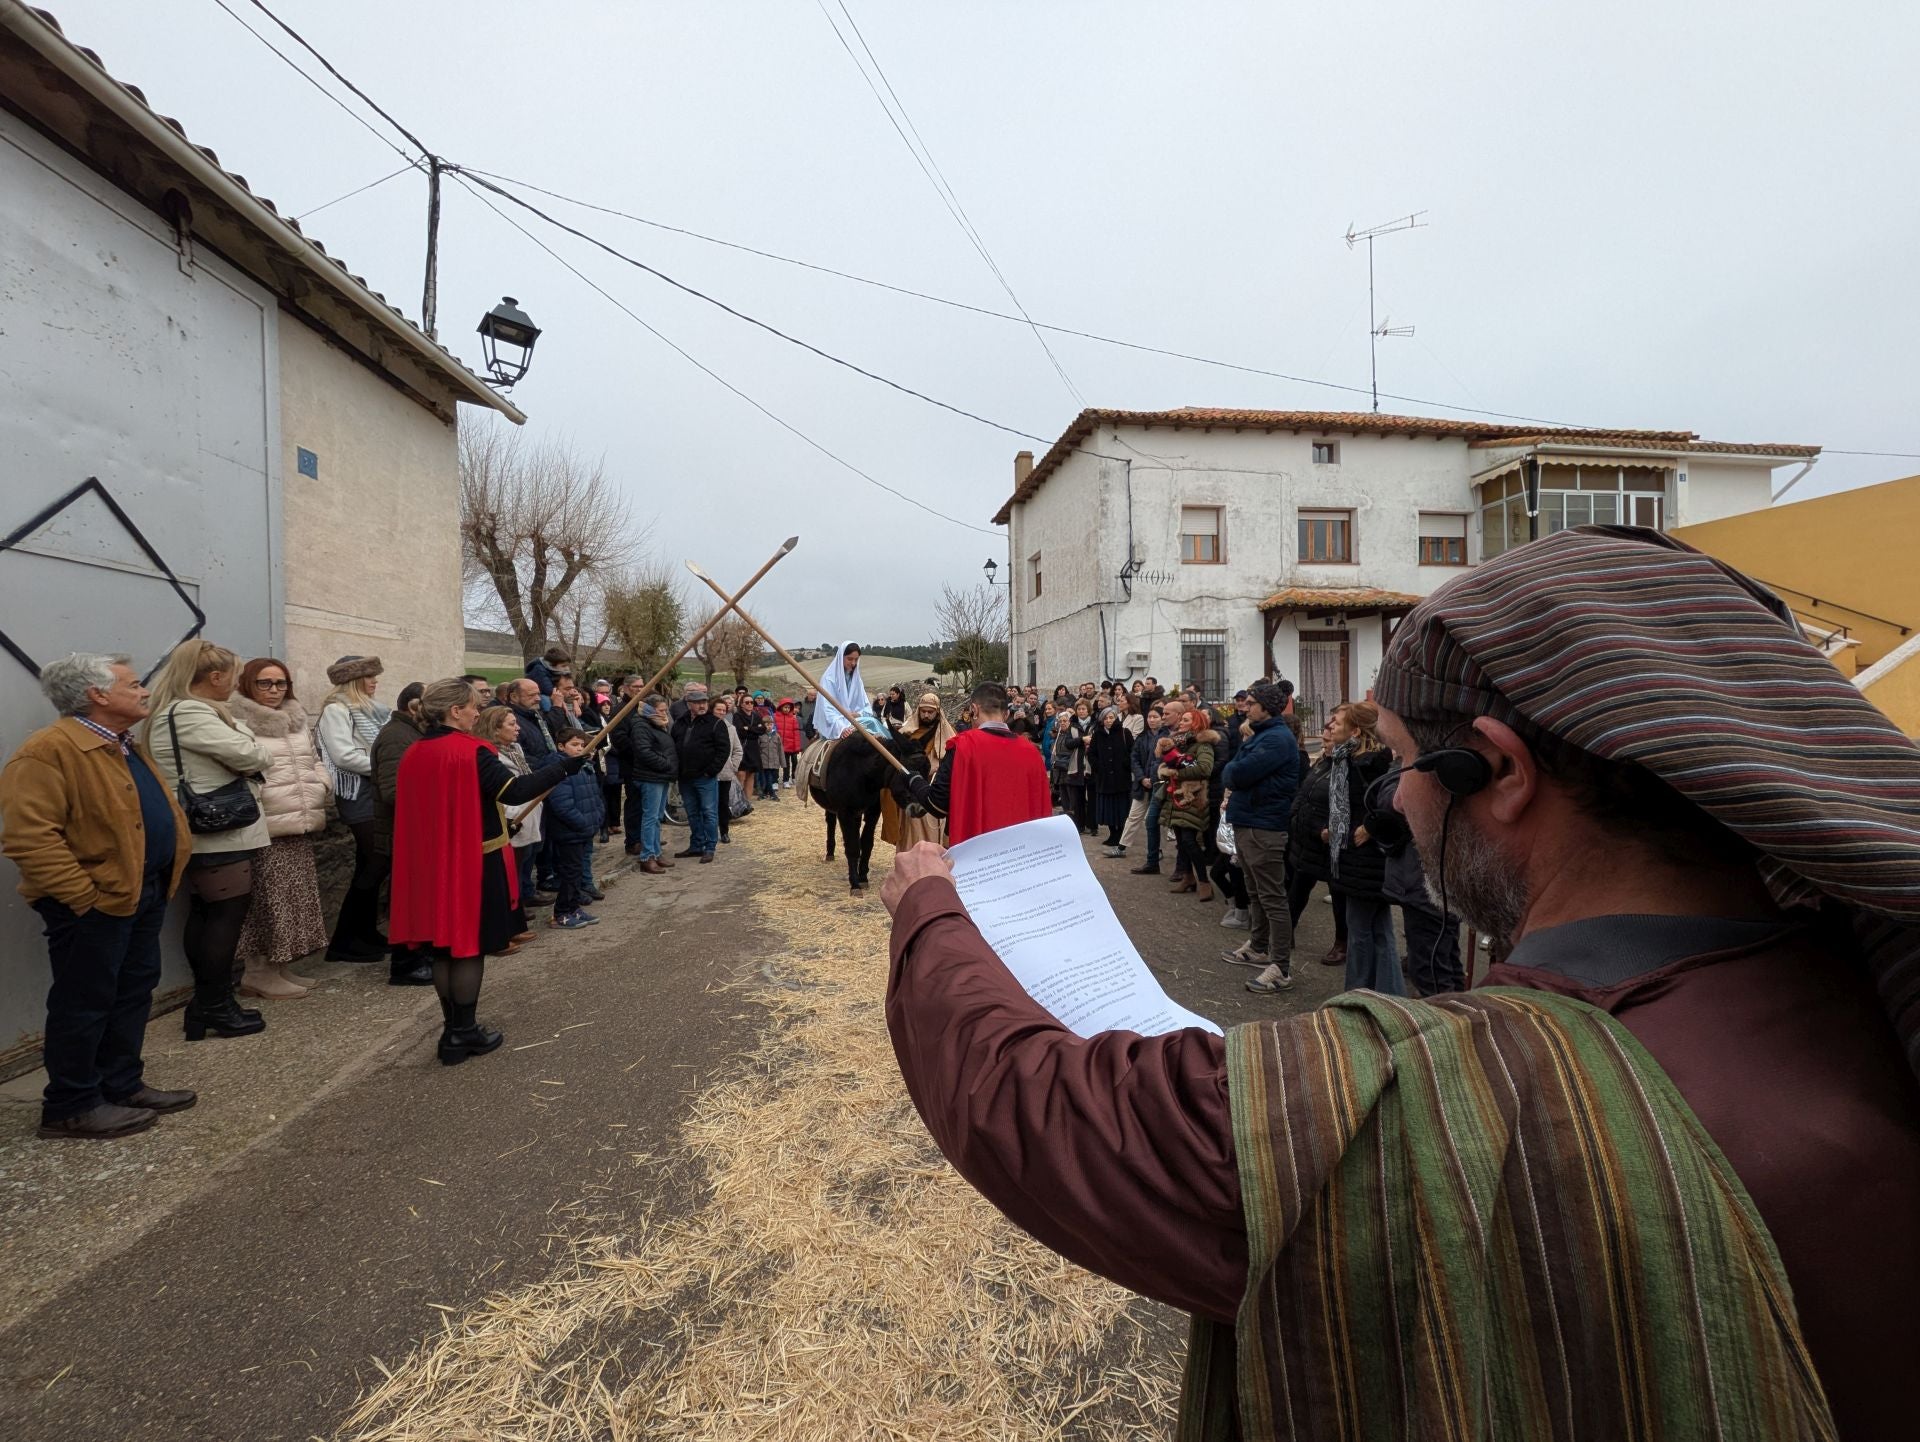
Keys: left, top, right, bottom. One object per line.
{"left": 685, "top": 560, "right": 708, "bottom": 579}
{"left": 780, "top": 535, "right": 800, "bottom": 553}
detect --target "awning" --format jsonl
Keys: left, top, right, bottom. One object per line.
{"left": 1259, "top": 586, "right": 1422, "bottom": 614}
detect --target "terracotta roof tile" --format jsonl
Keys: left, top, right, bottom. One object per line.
{"left": 15, "top": 7, "right": 519, "bottom": 419}
{"left": 993, "top": 408, "right": 1818, "bottom": 523}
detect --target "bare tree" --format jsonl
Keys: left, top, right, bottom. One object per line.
{"left": 700, "top": 612, "right": 765, "bottom": 691}
{"left": 602, "top": 562, "right": 687, "bottom": 681}
{"left": 932, "top": 583, "right": 1009, "bottom": 684}
{"left": 460, "top": 421, "right": 642, "bottom": 660}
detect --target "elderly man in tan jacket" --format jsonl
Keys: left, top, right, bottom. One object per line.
{"left": 0, "top": 653, "right": 193, "bottom": 1140}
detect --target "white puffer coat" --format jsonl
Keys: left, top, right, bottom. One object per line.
{"left": 229, "top": 694, "right": 330, "bottom": 837}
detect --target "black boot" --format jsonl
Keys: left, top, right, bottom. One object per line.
{"left": 184, "top": 994, "right": 266, "bottom": 1041}
{"left": 438, "top": 1000, "right": 502, "bottom": 1066}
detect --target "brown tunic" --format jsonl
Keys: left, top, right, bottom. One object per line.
{"left": 886, "top": 878, "right": 1920, "bottom": 1439}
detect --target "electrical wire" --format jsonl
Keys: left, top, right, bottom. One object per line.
{"left": 240, "top": 0, "right": 432, "bottom": 157}
{"left": 451, "top": 167, "right": 1054, "bottom": 445}
{"left": 207, "top": 0, "right": 420, "bottom": 164}
{"left": 452, "top": 166, "right": 1607, "bottom": 430}
{"left": 449, "top": 174, "right": 1003, "bottom": 538}
{"left": 815, "top": 0, "right": 1084, "bottom": 408}
{"left": 293, "top": 161, "right": 421, "bottom": 221}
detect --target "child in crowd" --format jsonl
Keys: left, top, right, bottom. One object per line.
{"left": 544, "top": 728, "right": 605, "bottom": 929}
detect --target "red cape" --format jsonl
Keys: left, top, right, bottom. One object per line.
{"left": 945, "top": 727, "right": 1052, "bottom": 845}
{"left": 390, "top": 731, "right": 514, "bottom": 957}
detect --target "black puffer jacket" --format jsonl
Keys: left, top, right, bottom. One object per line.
{"left": 1087, "top": 721, "right": 1134, "bottom": 797}
{"left": 612, "top": 710, "right": 679, "bottom": 784}
{"left": 1288, "top": 746, "right": 1391, "bottom": 898}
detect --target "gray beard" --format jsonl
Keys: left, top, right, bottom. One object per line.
{"left": 1416, "top": 807, "right": 1529, "bottom": 948}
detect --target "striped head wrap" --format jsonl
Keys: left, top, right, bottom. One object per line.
{"left": 1374, "top": 525, "right": 1920, "bottom": 1075}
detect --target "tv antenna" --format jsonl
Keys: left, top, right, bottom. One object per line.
{"left": 1345, "top": 211, "right": 1427, "bottom": 412}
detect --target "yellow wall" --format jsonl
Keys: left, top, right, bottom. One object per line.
{"left": 277, "top": 319, "right": 464, "bottom": 700}
{"left": 1674, "top": 474, "right": 1920, "bottom": 668}
{"left": 1857, "top": 635, "right": 1920, "bottom": 739}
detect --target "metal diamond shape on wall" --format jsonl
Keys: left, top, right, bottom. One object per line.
{"left": 0, "top": 478, "right": 207, "bottom": 683}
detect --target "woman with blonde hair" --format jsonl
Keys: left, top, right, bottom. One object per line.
{"left": 229, "top": 657, "right": 330, "bottom": 998}
{"left": 473, "top": 705, "right": 543, "bottom": 931}
{"left": 143, "top": 638, "right": 272, "bottom": 1040}
{"left": 389, "top": 678, "right": 585, "bottom": 1064}
{"left": 316, "top": 655, "right": 391, "bottom": 962}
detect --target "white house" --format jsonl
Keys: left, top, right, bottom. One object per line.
{"left": 996, "top": 408, "right": 1819, "bottom": 721}
{"left": 0, "top": 4, "right": 524, "bottom": 1066}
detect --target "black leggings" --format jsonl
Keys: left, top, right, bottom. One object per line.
{"left": 1172, "top": 826, "right": 1207, "bottom": 879}
{"left": 1288, "top": 870, "right": 1349, "bottom": 945}
{"left": 1066, "top": 782, "right": 1093, "bottom": 833}
{"left": 429, "top": 952, "right": 485, "bottom": 1031}
{"left": 184, "top": 892, "right": 252, "bottom": 1005}
{"left": 601, "top": 781, "right": 622, "bottom": 828}
{"left": 1209, "top": 854, "right": 1249, "bottom": 908}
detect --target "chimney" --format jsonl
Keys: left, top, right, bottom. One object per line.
{"left": 1014, "top": 450, "right": 1034, "bottom": 490}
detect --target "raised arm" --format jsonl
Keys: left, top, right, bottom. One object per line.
{"left": 883, "top": 856, "right": 1245, "bottom": 1322}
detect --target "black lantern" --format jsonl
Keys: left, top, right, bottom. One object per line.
{"left": 983, "top": 557, "right": 999, "bottom": 585}
{"left": 477, "top": 296, "right": 541, "bottom": 388}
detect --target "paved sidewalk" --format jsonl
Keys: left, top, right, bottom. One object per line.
{"left": 0, "top": 838, "right": 778, "bottom": 1442}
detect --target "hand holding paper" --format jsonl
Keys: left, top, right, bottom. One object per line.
{"left": 943, "top": 815, "right": 1220, "bottom": 1038}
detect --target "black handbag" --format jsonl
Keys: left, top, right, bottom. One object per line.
{"left": 167, "top": 707, "right": 262, "bottom": 835}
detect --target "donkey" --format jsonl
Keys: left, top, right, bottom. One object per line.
{"left": 805, "top": 732, "right": 929, "bottom": 893}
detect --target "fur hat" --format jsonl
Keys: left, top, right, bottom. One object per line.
{"left": 327, "top": 654, "right": 383, "bottom": 685}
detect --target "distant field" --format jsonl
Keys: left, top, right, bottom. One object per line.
{"left": 699, "top": 654, "right": 938, "bottom": 697}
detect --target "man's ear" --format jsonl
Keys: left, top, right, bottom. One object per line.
{"left": 1471, "top": 717, "right": 1539, "bottom": 824}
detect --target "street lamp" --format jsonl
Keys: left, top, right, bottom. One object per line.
{"left": 982, "top": 557, "right": 1000, "bottom": 585}
{"left": 477, "top": 296, "right": 541, "bottom": 388}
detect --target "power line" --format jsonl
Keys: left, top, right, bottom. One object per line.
{"left": 293, "top": 161, "right": 421, "bottom": 221}
{"left": 815, "top": 0, "right": 1084, "bottom": 407}
{"left": 454, "top": 166, "right": 1600, "bottom": 429}
{"left": 241, "top": 0, "right": 432, "bottom": 157}
{"left": 450, "top": 167, "right": 1053, "bottom": 445}
{"left": 207, "top": 0, "right": 419, "bottom": 164}
{"left": 449, "top": 174, "right": 1003, "bottom": 537}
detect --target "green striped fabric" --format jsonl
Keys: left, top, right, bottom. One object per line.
{"left": 1178, "top": 989, "right": 1835, "bottom": 1442}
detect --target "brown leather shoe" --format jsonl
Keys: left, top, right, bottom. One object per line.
{"left": 38, "top": 1103, "right": 156, "bottom": 1140}
{"left": 510, "top": 930, "right": 536, "bottom": 944}
{"left": 640, "top": 859, "right": 666, "bottom": 875}
{"left": 113, "top": 1085, "right": 197, "bottom": 1114}
{"left": 1193, "top": 882, "right": 1215, "bottom": 903}
{"left": 1320, "top": 944, "right": 1347, "bottom": 968}
{"left": 699, "top": 852, "right": 716, "bottom": 864}
{"left": 656, "top": 855, "right": 676, "bottom": 868}
{"left": 1169, "top": 875, "right": 1196, "bottom": 893}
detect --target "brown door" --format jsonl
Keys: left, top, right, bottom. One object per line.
{"left": 1298, "top": 628, "right": 1350, "bottom": 731}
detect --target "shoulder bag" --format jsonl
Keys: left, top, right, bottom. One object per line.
{"left": 167, "top": 707, "right": 262, "bottom": 835}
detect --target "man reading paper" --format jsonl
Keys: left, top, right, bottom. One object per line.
{"left": 883, "top": 528, "right": 1920, "bottom": 1441}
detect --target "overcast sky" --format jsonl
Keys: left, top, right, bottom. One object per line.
{"left": 51, "top": 0, "right": 1920, "bottom": 645}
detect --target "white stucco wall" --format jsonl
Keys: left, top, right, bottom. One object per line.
{"left": 1677, "top": 459, "right": 1774, "bottom": 526}
{"left": 1008, "top": 425, "right": 1478, "bottom": 692}
{"left": 277, "top": 318, "right": 463, "bottom": 699}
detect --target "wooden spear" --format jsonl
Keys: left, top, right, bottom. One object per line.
{"left": 686, "top": 561, "right": 913, "bottom": 779}
{"left": 579, "top": 536, "right": 799, "bottom": 752}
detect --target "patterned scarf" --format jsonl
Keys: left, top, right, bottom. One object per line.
{"left": 1182, "top": 989, "right": 1834, "bottom": 1440}
{"left": 1324, "top": 740, "right": 1355, "bottom": 878}
{"left": 321, "top": 701, "right": 391, "bottom": 802}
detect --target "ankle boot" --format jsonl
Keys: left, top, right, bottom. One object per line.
{"left": 1169, "top": 874, "right": 1197, "bottom": 894}
{"left": 438, "top": 1001, "right": 502, "bottom": 1065}
{"left": 184, "top": 995, "right": 267, "bottom": 1041}
{"left": 1194, "top": 881, "right": 1215, "bottom": 903}
{"left": 238, "top": 964, "right": 309, "bottom": 1000}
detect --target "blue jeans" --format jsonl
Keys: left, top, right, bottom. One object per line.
{"left": 1343, "top": 896, "right": 1407, "bottom": 996}
{"left": 32, "top": 872, "right": 169, "bottom": 1121}
{"left": 631, "top": 780, "right": 668, "bottom": 860}
{"left": 679, "top": 778, "right": 719, "bottom": 855}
